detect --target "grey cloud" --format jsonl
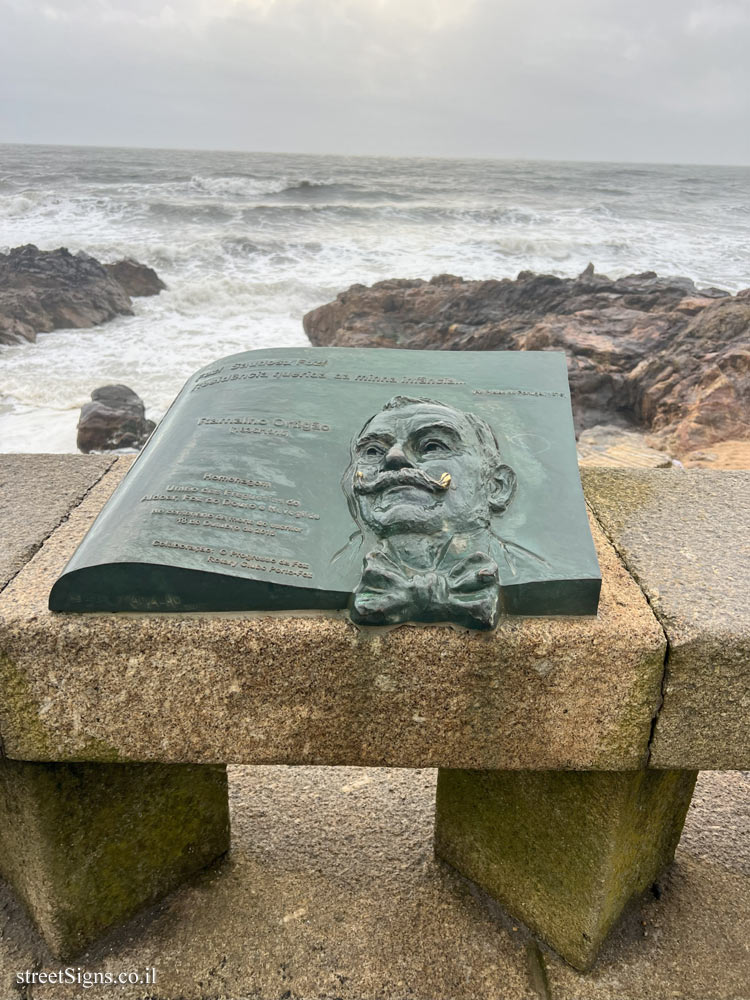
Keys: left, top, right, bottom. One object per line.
{"left": 1, "top": 0, "right": 748, "bottom": 162}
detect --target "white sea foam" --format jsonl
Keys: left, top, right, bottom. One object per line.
{"left": 187, "top": 173, "right": 290, "bottom": 198}
{"left": 1, "top": 145, "right": 748, "bottom": 452}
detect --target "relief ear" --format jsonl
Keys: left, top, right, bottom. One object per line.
{"left": 488, "top": 463, "right": 517, "bottom": 514}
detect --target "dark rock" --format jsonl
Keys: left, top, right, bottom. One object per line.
{"left": 104, "top": 258, "right": 166, "bottom": 297}
{"left": 77, "top": 385, "right": 155, "bottom": 454}
{"left": 0, "top": 245, "right": 164, "bottom": 346}
{"left": 303, "top": 267, "right": 750, "bottom": 455}
{"left": 0, "top": 245, "right": 132, "bottom": 345}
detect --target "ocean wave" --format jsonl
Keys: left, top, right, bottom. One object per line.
{"left": 219, "top": 236, "right": 324, "bottom": 257}
{"left": 147, "top": 200, "right": 237, "bottom": 223}
{"left": 2, "top": 145, "right": 749, "bottom": 453}
{"left": 280, "top": 179, "right": 332, "bottom": 194}
{"left": 0, "top": 187, "right": 132, "bottom": 228}
{"left": 186, "top": 175, "right": 420, "bottom": 203}
{"left": 235, "top": 201, "right": 542, "bottom": 227}
{"left": 239, "top": 202, "right": 374, "bottom": 225}
{"left": 0, "top": 193, "right": 41, "bottom": 218}
{"left": 188, "top": 174, "right": 289, "bottom": 198}
{"left": 272, "top": 179, "right": 414, "bottom": 202}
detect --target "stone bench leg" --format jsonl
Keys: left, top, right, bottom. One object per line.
{"left": 434, "top": 767, "right": 697, "bottom": 971}
{"left": 0, "top": 759, "right": 230, "bottom": 958}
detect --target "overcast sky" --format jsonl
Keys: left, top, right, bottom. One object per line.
{"left": 2, "top": 0, "right": 749, "bottom": 164}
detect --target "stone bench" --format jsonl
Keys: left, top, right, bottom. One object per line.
{"left": 0, "top": 456, "right": 747, "bottom": 971}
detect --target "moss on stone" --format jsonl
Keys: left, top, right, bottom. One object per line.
{"left": 0, "top": 654, "right": 52, "bottom": 758}
{"left": 582, "top": 468, "right": 657, "bottom": 529}
{"left": 0, "top": 655, "right": 135, "bottom": 763}
{"left": 0, "top": 759, "right": 230, "bottom": 958}
{"left": 69, "top": 737, "right": 125, "bottom": 763}
{"left": 434, "top": 767, "right": 697, "bottom": 971}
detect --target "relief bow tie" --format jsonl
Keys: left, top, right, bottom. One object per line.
{"left": 351, "top": 548, "right": 500, "bottom": 630}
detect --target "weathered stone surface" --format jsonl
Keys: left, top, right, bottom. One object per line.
{"left": 0, "top": 245, "right": 133, "bottom": 345}
{"left": 2, "top": 767, "right": 743, "bottom": 999}
{"left": 103, "top": 258, "right": 166, "bottom": 297}
{"left": 543, "top": 769, "right": 750, "bottom": 998}
{"left": 0, "top": 245, "right": 165, "bottom": 345}
{"left": 0, "top": 758, "right": 229, "bottom": 958}
{"left": 576, "top": 424, "right": 676, "bottom": 469}
{"left": 0, "top": 457, "right": 664, "bottom": 769}
{"left": 583, "top": 469, "right": 750, "bottom": 769}
{"left": 681, "top": 438, "right": 750, "bottom": 469}
{"left": 76, "top": 384, "right": 156, "bottom": 453}
{"left": 1, "top": 766, "right": 542, "bottom": 999}
{"left": 303, "top": 269, "right": 750, "bottom": 454}
{"left": 0, "top": 454, "right": 114, "bottom": 594}
{"left": 434, "top": 768, "right": 697, "bottom": 971}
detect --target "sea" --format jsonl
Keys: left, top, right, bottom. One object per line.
{"left": 1, "top": 144, "right": 749, "bottom": 453}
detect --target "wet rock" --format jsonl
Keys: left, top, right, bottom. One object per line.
{"left": 76, "top": 384, "right": 155, "bottom": 454}
{"left": 0, "top": 245, "right": 165, "bottom": 346}
{"left": 576, "top": 424, "right": 677, "bottom": 469}
{"left": 0, "top": 245, "right": 133, "bottom": 345}
{"left": 680, "top": 440, "right": 750, "bottom": 469}
{"left": 303, "top": 266, "right": 749, "bottom": 455}
{"left": 103, "top": 258, "right": 166, "bottom": 297}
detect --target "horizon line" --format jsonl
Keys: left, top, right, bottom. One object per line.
{"left": 0, "top": 139, "right": 748, "bottom": 171}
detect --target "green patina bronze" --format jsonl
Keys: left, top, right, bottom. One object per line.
{"left": 49, "top": 347, "right": 600, "bottom": 623}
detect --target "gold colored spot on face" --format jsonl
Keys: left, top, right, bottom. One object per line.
{"left": 356, "top": 471, "right": 364, "bottom": 479}
{"left": 439, "top": 472, "right": 452, "bottom": 489}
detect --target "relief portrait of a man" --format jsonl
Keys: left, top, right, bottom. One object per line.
{"left": 341, "top": 395, "right": 546, "bottom": 629}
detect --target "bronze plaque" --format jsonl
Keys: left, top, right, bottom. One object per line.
{"left": 50, "top": 347, "right": 600, "bottom": 626}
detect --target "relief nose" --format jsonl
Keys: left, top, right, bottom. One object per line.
{"left": 383, "top": 443, "right": 412, "bottom": 469}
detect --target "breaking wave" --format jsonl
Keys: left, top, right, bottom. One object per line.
{"left": 1, "top": 143, "right": 748, "bottom": 452}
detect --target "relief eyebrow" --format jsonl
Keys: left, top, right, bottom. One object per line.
{"left": 412, "top": 421, "right": 461, "bottom": 439}
{"left": 356, "top": 432, "right": 395, "bottom": 448}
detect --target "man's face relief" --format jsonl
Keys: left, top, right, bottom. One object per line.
{"left": 352, "top": 402, "right": 500, "bottom": 538}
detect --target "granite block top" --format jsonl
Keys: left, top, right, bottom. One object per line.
{"left": 0, "top": 457, "right": 664, "bottom": 769}
{"left": 0, "top": 454, "right": 113, "bottom": 591}
{"left": 583, "top": 469, "right": 750, "bottom": 769}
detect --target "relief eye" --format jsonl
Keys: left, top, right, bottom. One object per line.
{"left": 364, "top": 445, "right": 384, "bottom": 458}
{"left": 421, "top": 439, "right": 449, "bottom": 454}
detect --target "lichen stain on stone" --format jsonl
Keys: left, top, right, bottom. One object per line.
{"left": 435, "top": 767, "right": 696, "bottom": 970}
{"left": 0, "top": 653, "right": 52, "bottom": 758}
{"left": 0, "top": 655, "right": 127, "bottom": 763}
{"left": 596, "top": 645, "right": 666, "bottom": 770}
{"left": 583, "top": 469, "right": 658, "bottom": 529}
{"left": 25, "top": 762, "right": 230, "bottom": 956}
{"left": 73, "top": 737, "right": 124, "bottom": 763}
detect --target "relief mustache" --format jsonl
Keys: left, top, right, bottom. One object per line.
{"left": 354, "top": 468, "right": 451, "bottom": 495}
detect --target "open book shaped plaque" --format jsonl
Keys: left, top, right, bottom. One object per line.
{"left": 50, "top": 347, "right": 600, "bottom": 628}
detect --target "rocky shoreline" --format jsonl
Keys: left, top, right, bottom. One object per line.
{"left": 1, "top": 248, "right": 747, "bottom": 464}
{"left": 304, "top": 266, "right": 750, "bottom": 460}
{"left": 0, "top": 245, "right": 166, "bottom": 453}
{"left": 0, "top": 244, "right": 165, "bottom": 346}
